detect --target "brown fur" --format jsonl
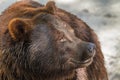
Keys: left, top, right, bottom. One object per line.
{"left": 8, "top": 18, "right": 33, "bottom": 40}
{"left": 0, "top": 1, "right": 108, "bottom": 80}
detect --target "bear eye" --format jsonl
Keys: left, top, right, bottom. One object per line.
{"left": 60, "top": 38, "right": 67, "bottom": 43}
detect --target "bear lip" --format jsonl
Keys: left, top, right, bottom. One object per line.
{"left": 81, "top": 58, "right": 93, "bottom": 64}
{"left": 71, "top": 58, "right": 93, "bottom": 64}
{"left": 70, "top": 57, "right": 93, "bottom": 68}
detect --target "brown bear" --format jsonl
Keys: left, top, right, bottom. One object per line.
{"left": 0, "top": 1, "right": 108, "bottom": 80}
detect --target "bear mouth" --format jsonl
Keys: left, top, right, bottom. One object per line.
{"left": 70, "top": 57, "right": 93, "bottom": 68}
{"left": 79, "top": 58, "right": 93, "bottom": 67}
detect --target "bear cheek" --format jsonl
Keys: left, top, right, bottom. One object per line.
{"left": 28, "top": 30, "right": 57, "bottom": 70}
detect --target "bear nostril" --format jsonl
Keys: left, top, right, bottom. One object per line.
{"left": 87, "top": 43, "right": 96, "bottom": 56}
{"left": 87, "top": 43, "right": 95, "bottom": 52}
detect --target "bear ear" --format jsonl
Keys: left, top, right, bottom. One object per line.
{"left": 8, "top": 18, "right": 32, "bottom": 41}
{"left": 45, "top": 1, "right": 56, "bottom": 14}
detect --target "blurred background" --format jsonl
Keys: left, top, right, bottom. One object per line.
{"left": 0, "top": 0, "right": 120, "bottom": 80}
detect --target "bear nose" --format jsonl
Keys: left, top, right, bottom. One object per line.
{"left": 87, "top": 43, "right": 96, "bottom": 57}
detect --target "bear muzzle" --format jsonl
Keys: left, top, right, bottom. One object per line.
{"left": 75, "top": 42, "right": 96, "bottom": 68}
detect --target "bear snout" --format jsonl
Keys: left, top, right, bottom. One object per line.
{"left": 80, "top": 42, "right": 96, "bottom": 63}
{"left": 68, "top": 42, "right": 96, "bottom": 68}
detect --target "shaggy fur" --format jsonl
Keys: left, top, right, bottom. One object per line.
{"left": 0, "top": 1, "right": 108, "bottom": 80}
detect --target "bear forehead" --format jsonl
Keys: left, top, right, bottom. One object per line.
{"left": 32, "top": 13, "right": 77, "bottom": 43}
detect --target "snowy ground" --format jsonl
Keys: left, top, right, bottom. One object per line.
{"left": 0, "top": 0, "right": 120, "bottom": 80}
